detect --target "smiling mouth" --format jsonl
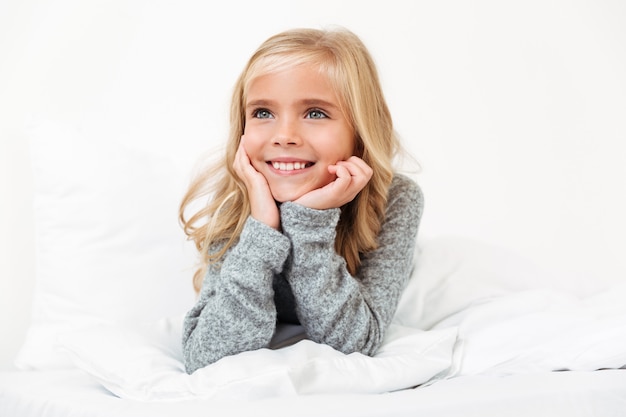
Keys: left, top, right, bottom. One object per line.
{"left": 268, "top": 161, "right": 314, "bottom": 171}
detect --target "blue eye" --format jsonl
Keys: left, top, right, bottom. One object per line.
{"left": 306, "top": 109, "right": 328, "bottom": 119}
{"left": 253, "top": 109, "right": 273, "bottom": 119}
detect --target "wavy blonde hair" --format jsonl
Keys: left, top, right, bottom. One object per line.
{"left": 180, "top": 27, "right": 400, "bottom": 292}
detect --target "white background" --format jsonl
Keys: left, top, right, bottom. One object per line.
{"left": 1, "top": 0, "right": 625, "bottom": 370}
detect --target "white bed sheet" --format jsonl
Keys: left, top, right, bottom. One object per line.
{"left": 1, "top": 369, "right": 625, "bottom": 417}
{"left": 11, "top": 237, "right": 626, "bottom": 404}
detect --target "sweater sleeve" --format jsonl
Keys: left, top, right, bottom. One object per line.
{"left": 279, "top": 174, "right": 423, "bottom": 356}
{"left": 182, "top": 216, "right": 290, "bottom": 374}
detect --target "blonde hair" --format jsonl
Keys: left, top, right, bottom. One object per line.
{"left": 180, "top": 27, "right": 400, "bottom": 292}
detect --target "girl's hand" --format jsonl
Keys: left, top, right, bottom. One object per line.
{"left": 233, "top": 140, "right": 280, "bottom": 230}
{"left": 294, "top": 156, "right": 373, "bottom": 210}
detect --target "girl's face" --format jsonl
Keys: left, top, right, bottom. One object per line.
{"left": 243, "top": 64, "right": 355, "bottom": 203}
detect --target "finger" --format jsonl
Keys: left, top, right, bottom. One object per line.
{"left": 232, "top": 145, "right": 243, "bottom": 171}
{"left": 336, "top": 160, "right": 372, "bottom": 198}
{"left": 336, "top": 157, "right": 373, "bottom": 180}
{"left": 233, "top": 144, "right": 260, "bottom": 187}
{"left": 331, "top": 163, "right": 351, "bottom": 180}
{"left": 330, "top": 164, "right": 353, "bottom": 193}
{"left": 334, "top": 163, "right": 370, "bottom": 193}
{"left": 232, "top": 145, "right": 248, "bottom": 177}
{"left": 238, "top": 143, "right": 250, "bottom": 162}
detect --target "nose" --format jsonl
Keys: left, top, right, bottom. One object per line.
{"left": 273, "top": 118, "right": 301, "bottom": 146}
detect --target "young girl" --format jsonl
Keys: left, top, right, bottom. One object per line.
{"left": 179, "top": 27, "right": 423, "bottom": 374}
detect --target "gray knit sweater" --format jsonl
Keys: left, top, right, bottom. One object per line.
{"left": 182, "top": 173, "right": 423, "bottom": 374}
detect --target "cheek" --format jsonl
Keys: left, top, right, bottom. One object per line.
{"left": 333, "top": 124, "right": 356, "bottom": 155}
{"left": 318, "top": 170, "right": 337, "bottom": 187}
{"left": 337, "top": 135, "right": 356, "bottom": 159}
{"left": 241, "top": 131, "right": 264, "bottom": 158}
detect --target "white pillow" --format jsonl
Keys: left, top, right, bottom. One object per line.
{"left": 396, "top": 238, "right": 626, "bottom": 379}
{"left": 394, "top": 236, "right": 570, "bottom": 330}
{"left": 437, "top": 285, "right": 626, "bottom": 377}
{"left": 16, "top": 120, "right": 197, "bottom": 369}
{"left": 59, "top": 316, "right": 457, "bottom": 401}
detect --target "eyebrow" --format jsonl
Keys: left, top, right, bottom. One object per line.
{"left": 245, "top": 99, "right": 274, "bottom": 109}
{"left": 245, "top": 98, "right": 339, "bottom": 110}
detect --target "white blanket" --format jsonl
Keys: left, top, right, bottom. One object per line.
{"left": 58, "top": 237, "right": 626, "bottom": 401}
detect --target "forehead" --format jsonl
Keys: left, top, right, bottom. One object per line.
{"left": 246, "top": 64, "right": 337, "bottom": 101}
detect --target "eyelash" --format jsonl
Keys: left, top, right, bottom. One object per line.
{"left": 306, "top": 108, "right": 328, "bottom": 119}
{"left": 250, "top": 108, "right": 329, "bottom": 119}
{"left": 252, "top": 108, "right": 273, "bottom": 119}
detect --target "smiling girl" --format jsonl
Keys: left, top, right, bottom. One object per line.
{"left": 180, "top": 27, "right": 423, "bottom": 374}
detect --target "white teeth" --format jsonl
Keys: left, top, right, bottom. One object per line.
{"left": 271, "top": 161, "right": 308, "bottom": 171}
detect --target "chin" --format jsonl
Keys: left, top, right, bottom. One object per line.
{"left": 272, "top": 194, "right": 300, "bottom": 204}
{"left": 270, "top": 188, "right": 307, "bottom": 204}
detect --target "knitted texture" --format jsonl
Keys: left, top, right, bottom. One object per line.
{"left": 183, "top": 174, "right": 423, "bottom": 373}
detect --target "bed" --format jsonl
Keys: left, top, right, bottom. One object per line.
{"left": 2, "top": 369, "right": 626, "bottom": 417}
{"left": 2, "top": 236, "right": 626, "bottom": 417}
{"left": 2, "top": 125, "right": 625, "bottom": 414}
